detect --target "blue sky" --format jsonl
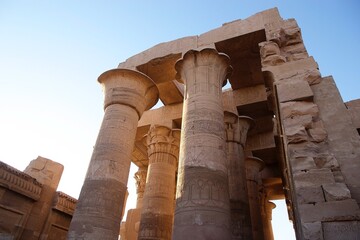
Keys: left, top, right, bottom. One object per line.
{"left": 1, "top": 1, "right": 359, "bottom": 239}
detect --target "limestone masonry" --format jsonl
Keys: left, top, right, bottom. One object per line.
{"left": 1, "top": 8, "right": 360, "bottom": 240}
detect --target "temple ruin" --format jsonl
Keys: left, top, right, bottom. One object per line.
{"left": 1, "top": 7, "right": 360, "bottom": 240}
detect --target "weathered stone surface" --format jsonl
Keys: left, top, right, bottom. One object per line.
{"left": 323, "top": 221, "right": 360, "bottom": 240}
{"left": 296, "top": 186, "right": 325, "bottom": 204}
{"left": 299, "top": 199, "right": 360, "bottom": 223}
{"left": 173, "top": 49, "right": 232, "bottom": 240}
{"left": 290, "top": 156, "right": 317, "bottom": 173}
{"left": 293, "top": 169, "right": 335, "bottom": 188}
{"left": 302, "top": 222, "right": 323, "bottom": 240}
{"left": 322, "top": 183, "right": 351, "bottom": 202}
{"left": 345, "top": 99, "right": 360, "bottom": 129}
{"left": 280, "top": 101, "right": 319, "bottom": 120}
{"left": 313, "top": 154, "right": 339, "bottom": 170}
{"left": 285, "top": 125, "right": 308, "bottom": 143}
{"left": 24, "top": 156, "right": 63, "bottom": 189}
{"left": 312, "top": 76, "right": 360, "bottom": 205}
{"left": 277, "top": 79, "right": 313, "bottom": 103}
{"left": 283, "top": 114, "right": 313, "bottom": 129}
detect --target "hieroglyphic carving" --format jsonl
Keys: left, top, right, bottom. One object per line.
{"left": 175, "top": 167, "right": 230, "bottom": 232}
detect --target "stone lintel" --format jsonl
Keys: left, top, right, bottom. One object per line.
{"left": 53, "top": 191, "right": 77, "bottom": 216}
{"left": 245, "top": 131, "right": 276, "bottom": 151}
{"left": 229, "top": 84, "right": 268, "bottom": 108}
{"left": 0, "top": 161, "right": 42, "bottom": 200}
{"left": 118, "top": 8, "right": 281, "bottom": 69}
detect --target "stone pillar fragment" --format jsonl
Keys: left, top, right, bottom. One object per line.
{"left": 68, "top": 69, "right": 158, "bottom": 240}
{"left": 172, "top": 48, "right": 233, "bottom": 240}
{"left": 224, "top": 112, "right": 254, "bottom": 240}
{"left": 22, "top": 156, "right": 64, "bottom": 240}
{"left": 245, "top": 156, "right": 265, "bottom": 240}
{"left": 138, "top": 125, "right": 180, "bottom": 240}
{"left": 262, "top": 201, "right": 276, "bottom": 240}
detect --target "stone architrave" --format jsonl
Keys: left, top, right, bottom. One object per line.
{"left": 68, "top": 69, "right": 159, "bottom": 240}
{"left": 224, "top": 111, "right": 254, "bottom": 240}
{"left": 245, "top": 156, "right": 265, "bottom": 240}
{"left": 138, "top": 125, "right": 180, "bottom": 240}
{"left": 172, "top": 48, "right": 233, "bottom": 240}
{"left": 262, "top": 201, "right": 276, "bottom": 240}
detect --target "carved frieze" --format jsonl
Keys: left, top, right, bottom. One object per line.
{"left": 53, "top": 191, "right": 77, "bottom": 216}
{"left": 0, "top": 161, "right": 42, "bottom": 200}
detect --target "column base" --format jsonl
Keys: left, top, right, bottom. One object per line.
{"left": 173, "top": 167, "right": 231, "bottom": 240}
{"left": 68, "top": 179, "right": 127, "bottom": 240}
{"left": 138, "top": 212, "right": 173, "bottom": 240}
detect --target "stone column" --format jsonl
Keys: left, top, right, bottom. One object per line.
{"left": 262, "top": 201, "right": 276, "bottom": 240}
{"left": 68, "top": 69, "right": 158, "bottom": 240}
{"left": 224, "top": 112, "right": 254, "bottom": 240}
{"left": 245, "top": 156, "right": 265, "bottom": 240}
{"left": 138, "top": 125, "right": 180, "bottom": 240}
{"left": 172, "top": 48, "right": 233, "bottom": 240}
{"left": 135, "top": 167, "right": 147, "bottom": 209}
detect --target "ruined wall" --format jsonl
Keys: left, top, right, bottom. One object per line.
{"left": 260, "top": 17, "right": 360, "bottom": 239}
{"left": 0, "top": 158, "right": 76, "bottom": 240}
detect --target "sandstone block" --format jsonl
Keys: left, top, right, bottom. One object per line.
{"left": 277, "top": 79, "right": 313, "bottom": 103}
{"left": 323, "top": 221, "right": 360, "bottom": 240}
{"left": 299, "top": 199, "right": 360, "bottom": 223}
{"left": 296, "top": 186, "right": 325, "bottom": 204}
{"left": 280, "top": 101, "right": 318, "bottom": 120}
{"left": 293, "top": 169, "right": 335, "bottom": 188}
{"left": 304, "top": 69, "right": 322, "bottom": 85}
{"left": 322, "top": 183, "right": 351, "bottom": 202}
{"left": 290, "top": 156, "right": 317, "bottom": 173}
{"left": 331, "top": 170, "right": 345, "bottom": 183}
{"left": 283, "top": 114, "right": 313, "bottom": 129}
{"left": 302, "top": 222, "right": 323, "bottom": 240}
{"left": 288, "top": 142, "right": 321, "bottom": 159}
{"left": 308, "top": 120, "right": 327, "bottom": 143}
{"left": 308, "top": 128, "right": 327, "bottom": 142}
{"left": 285, "top": 125, "right": 308, "bottom": 143}
{"left": 313, "top": 154, "right": 339, "bottom": 170}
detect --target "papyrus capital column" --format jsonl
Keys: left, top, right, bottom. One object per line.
{"left": 138, "top": 125, "right": 180, "bottom": 240}
{"left": 173, "top": 48, "right": 233, "bottom": 240}
{"left": 245, "top": 156, "right": 265, "bottom": 240}
{"left": 68, "top": 69, "right": 158, "bottom": 240}
{"left": 224, "top": 112, "right": 254, "bottom": 240}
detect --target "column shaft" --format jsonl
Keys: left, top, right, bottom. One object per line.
{"left": 262, "top": 201, "right": 276, "bottom": 240}
{"left": 68, "top": 69, "right": 158, "bottom": 240}
{"left": 224, "top": 112, "right": 254, "bottom": 240}
{"left": 138, "top": 125, "right": 180, "bottom": 240}
{"left": 245, "top": 157, "right": 265, "bottom": 240}
{"left": 173, "top": 48, "right": 232, "bottom": 240}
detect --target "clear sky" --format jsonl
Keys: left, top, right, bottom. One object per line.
{"left": 1, "top": 1, "right": 359, "bottom": 239}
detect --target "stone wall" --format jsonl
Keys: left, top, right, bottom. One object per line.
{"left": 0, "top": 157, "right": 76, "bottom": 240}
